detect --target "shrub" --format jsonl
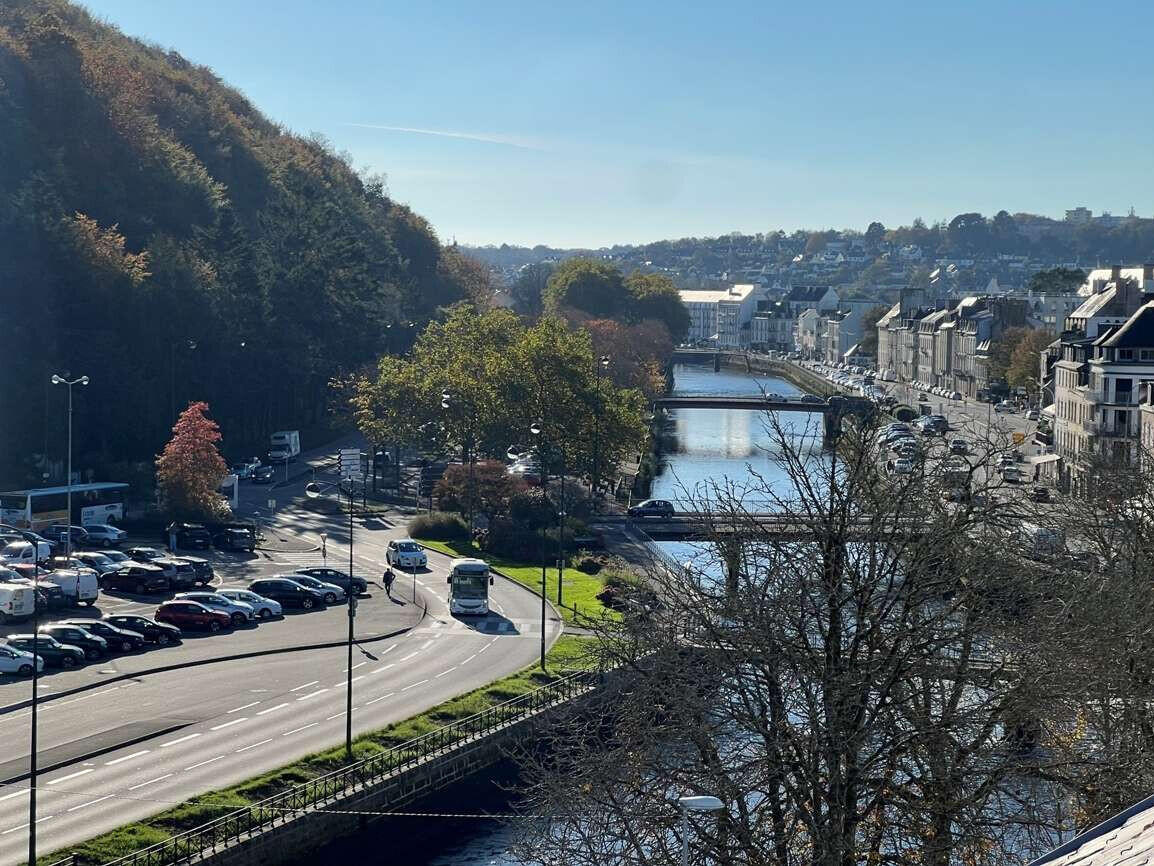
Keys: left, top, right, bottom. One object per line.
{"left": 409, "top": 511, "right": 469, "bottom": 541}
{"left": 509, "top": 488, "right": 554, "bottom": 529}
{"left": 575, "top": 555, "right": 602, "bottom": 575}
{"left": 434, "top": 461, "right": 526, "bottom": 519}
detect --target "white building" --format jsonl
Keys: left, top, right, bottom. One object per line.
{"left": 678, "top": 284, "right": 760, "bottom": 347}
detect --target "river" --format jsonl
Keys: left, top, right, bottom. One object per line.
{"left": 309, "top": 364, "right": 808, "bottom": 865}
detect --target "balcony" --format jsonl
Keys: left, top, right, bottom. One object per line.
{"left": 1086, "top": 388, "right": 1137, "bottom": 406}
{"left": 1084, "top": 418, "right": 1133, "bottom": 438}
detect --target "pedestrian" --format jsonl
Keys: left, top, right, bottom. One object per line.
{"left": 383, "top": 567, "right": 395, "bottom": 597}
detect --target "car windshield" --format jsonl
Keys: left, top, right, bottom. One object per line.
{"left": 397, "top": 542, "right": 421, "bottom": 552}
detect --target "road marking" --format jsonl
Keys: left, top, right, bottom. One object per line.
{"left": 365, "top": 693, "right": 394, "bottom": 705}
{"left": 184, "top": 755, "right": 226, "bottom": 771}
{"left": 105, "top": 750, "right": 150, "bottom": 766}
{"left": 128, "top": 773, "right": 172, "bottom": 791}
{"left": 235, "top": 739, "right": 273, "bottom": 753}
{"left": 283, "top": 723, "right": 318, "bottom": 736}
{"left": 478, "top": 638, "right": 497, "bottom": 653}
{"left": 371, "top": 663, "right": 395, "bottom": 675}
{"left": 401, "top": 679, "right": 428, "bottom": 692}
{"left": 289, "top": 680, "right": 319, "bottom": 692}
{"left": 227, "top": 701, "right": 260, "bottom": 713}
{"left": 462, "top": 654, "right": 477, "bottom": 665}
{"left": 48, "top": 769, "right": 93, "bottom": 785}
{"left": 416, "top": 580, "right": 427, "bottom": 587}
{"left": 296, "top": 688, "right": 329, "bottom": 701}
{"left": 2, "top": 815, "right": 53, "bottom": 834}
{"left": 420, "top": 640, "right": 434, "bottom": 650}
{"left": 256, "top": 702, "right": 289, "bottom": 716}
{"left": 0, "top": 790, "right": 27, "bottom": 803}
{"left": 434, "top": 667, "right": 457, "bottom": 679}
{"left": 67, "top": 795, "right": 111, "bottom": 812}
{"left": 160, "top": 733, "right": 201, "bottom": 748}
{"left": 377, "top": 644, "right": 397, "bottom": 656}
{"left": 399, "top": 651, "right": 419, "bottom": 662}
{"left": 210, "top": 717, "right": 248, "bottom": 731}
{"left": 326, "top": 711, "right": 346, "bottom": 720}
{"left": 345, "top": 662, "right": 367, "bottom": 671}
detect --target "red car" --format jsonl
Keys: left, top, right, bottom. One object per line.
{"left": 155, "top": 600, "right": 232, "bottom": 633}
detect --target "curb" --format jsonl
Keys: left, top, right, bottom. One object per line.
{"left": 0, "top": 598, "right": 430, "bottom": 718}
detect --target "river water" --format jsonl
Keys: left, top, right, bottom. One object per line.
{"left": 317, "top": 364, "right": 807, "bottom": 865}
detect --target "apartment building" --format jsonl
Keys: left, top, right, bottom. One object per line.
{"left": 678, "top": 283, "right": 760, "bottom": 347}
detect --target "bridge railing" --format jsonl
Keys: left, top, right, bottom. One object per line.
{"left": 101, "top": 669, "right": 599, "bottom": 866}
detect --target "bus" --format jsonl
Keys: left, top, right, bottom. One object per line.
{"left": 0, "top": 483, "right": 129, "bottom": 530}
{"left": 446, "top": 557, "right": 493, "bottom": 616}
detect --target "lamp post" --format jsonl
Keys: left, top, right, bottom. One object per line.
{"left": 50, "top": 374, "right": 88, "bottom": 557}
{"left": 304, "top": 479, "right": 356, "bottom": 761}
{"left": 592, "top": 355, "right": 610, "bottom": 500}
{"left": 531, "top": 419, "right": 546, "bottom": 672}
{"left": 677, "top": 795, "right": 724, "bottom": 866}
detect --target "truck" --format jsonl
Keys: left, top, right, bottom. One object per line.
{"left": 268, "top": 431, "right": 301, "bottom": 464}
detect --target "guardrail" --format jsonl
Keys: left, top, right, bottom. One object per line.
{"left": 103, "top": 669, "right": 599, "bottom": 866}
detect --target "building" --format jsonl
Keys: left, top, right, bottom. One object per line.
{"left": 1065, "top": 206, "right": 1092, "bottom": 224}
{"left": 784, "top": 285, "right": 839, "bottom": 319}
{"left": 678, "top": 284, "right": 760, "bottom": 347}
{"left": 749, "top": 304, "right": 795, "bottom": 353}
{"left": 796, "top": 309, "right": 825, "bottom": 359}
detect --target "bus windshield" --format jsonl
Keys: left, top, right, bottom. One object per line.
{"left": 452, "top": 572, "right": 488, "bottom": 598}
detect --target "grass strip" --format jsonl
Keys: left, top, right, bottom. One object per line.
{"left": 41, "top": 634, "right": 593, "bottom": 866}
{"left": 416, "top": 538, "right": 616, "bottom": 624}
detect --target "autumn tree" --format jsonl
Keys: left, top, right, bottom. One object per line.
{"left": 434, "top": 461, "right": 527, "bottom": 521}
{"left": 155, "top": 402, "right": 229, "bottom": 520}
{"left": 1007, "top": 329, "right": 1054, "bottom": 396}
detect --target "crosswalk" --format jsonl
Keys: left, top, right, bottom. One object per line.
{"left": 412, "top": 617, "right": 542, "bottom": 636}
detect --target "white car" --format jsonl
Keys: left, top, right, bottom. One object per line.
{"left": 82, "top": 524, "right": 126, "bottom": 547}
{"left": 174, "top": 591, "right": 256, "bottom": 625}
{"left": 891, "top": 458, "right": 915, "bottom": 476}
{"left": 387, "top": 539, "right": 428, "bottom": 569}
{"left": 0, "top": 645, "right": 43, "bottom": 676}
{"left": 217, "top": 589, "right": 282, "bottom": 620}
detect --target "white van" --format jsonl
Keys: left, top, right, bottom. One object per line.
{"left": 0, "top": 541, "right": 50, "bottom": 566}
{"left": 42, "top": 569, "right": 99, "bottom": 606}
{"left": 0, "top": 583, "right": 36, "bottom": 622}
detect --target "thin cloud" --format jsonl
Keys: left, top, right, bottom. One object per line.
{"left": 345, "top": 123, "right": 545, "bottom": 151}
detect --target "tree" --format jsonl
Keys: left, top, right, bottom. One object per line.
{"left": 585, "top": 318, "right": 672, "bottom": 399}
{"left": 987, "top": 325, "right": 1030, "bottom": 383}
{"left": 946, "top": 212, "right": 990, "bottom": 253}
{"left": 623, "top": 271, "right": 690, "bottom": 341}
{"left": 856, "top": 304, "right": 891, "bottom": 357}
{"left": 1027, "top": 267, "right": 1085, "bottom": 295}
{"left": 433, "top": 460, "right": 526, "bottom": 521}
{"left": 864, "top": 221, "right": 886, "bottom": 247}
{"left": 510, "top": 261, "right": 554, "bottom": 317}
{"left": 543, "top": 258, "right": 626, "bottom": 319}
{"left": 1007, "top": 330, "right": 1054, "bottom": 396}
{"left": 155, "top": 402, "right": 228, "bottom": 520}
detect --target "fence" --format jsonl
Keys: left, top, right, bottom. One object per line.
{"left": 101, "top": 669, "right": 598, "bottom": 866}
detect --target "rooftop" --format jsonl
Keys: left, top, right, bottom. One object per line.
{"left": 1100, "top": 300, "right": 1154, "bottom": 349}
{"left": 678, "top": 284, "right": 758, "bottom": 303}
{"left": 1030, "top": 793, "right": 1154, "bottom": 866}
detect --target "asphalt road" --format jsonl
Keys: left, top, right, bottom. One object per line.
{"left": 0, "top": 488, "right": 562, "bottom": 862}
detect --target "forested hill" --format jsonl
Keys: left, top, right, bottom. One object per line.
{"left": 0, "top": 0, "right": 474, "bottom": 486}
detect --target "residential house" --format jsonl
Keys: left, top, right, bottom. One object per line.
{"left": 749, "top": 303, "right": 795, "bottom": 353}
{"left": 796, "top": 309, "right": 825, "bottom": 359}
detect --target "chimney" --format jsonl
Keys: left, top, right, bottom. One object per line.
{"left": 1111, "top": 264, "right": 1122, "bottom": 282}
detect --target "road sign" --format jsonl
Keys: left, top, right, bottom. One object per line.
{"left": 339, "top": 448, "right": 364, "bottom": 481}
{"left": 267, "top": 498, "right": 276, "bottom": 511}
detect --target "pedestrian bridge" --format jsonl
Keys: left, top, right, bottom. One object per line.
{"left": 653, "top": 395, "right": 829, "bottom": 413}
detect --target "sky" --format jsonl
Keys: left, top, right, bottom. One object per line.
{"left": 79, "top": 0, "right": 1154, "bottom": 248}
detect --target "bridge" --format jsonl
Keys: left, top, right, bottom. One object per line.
{"left": 602, "top": 514, "right": 928, "bottom": 542}
{"left": 654, "top": 395, "right": 829, "bottom": 413}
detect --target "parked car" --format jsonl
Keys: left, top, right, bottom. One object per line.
{"left": 102, "top": 563, "right": 169, "bottom": 595}
{"left": 252, "top": 465, "right": 275, "bottom": 484}
{"left": 44, "top": 525, "right": 90, "bottom": 548}
{"left": 155, "top": 600, "right": 232, "bottom": 632}
{"left": 230, "top": 458, "right": 261, "bottom": 480}
{"left": 385, "top": 539, "right": 427, "bottom": 569}
{"left": 949, "top": 438, "right": 969, "bottom": 455}
{"left": 78, "top": 524, "right": 126, "bottom": 548}
{"left": 71, "top": 551, "right": 120, "bottom": 575}
{"left": 100, "top": 550, "right": 133, "bottom": 566}
{"left": 1025, "top": 408, "right": 1041, "bottom": 421}
{"left": 217, "top": 589, "right": 282, "bottom": 620}
{"left": 55, "top": 619, "right": 145, "bottom": 652}
{"left": 167, "top": 523, "right": 212, "bottom": 550}
{"left": 125, "top": 546, "right": 167, "bottom": 563}
{"left": 213, "top": 525, "right": 256, "bottom": 552}
{"left": 39, "top": 624, "right": 107, "bottom": 660}
{"left": 104, "top": 614, "right": 182, "bottom": 645}
{"left": 174, "top": 591, "right": 255, "bottom": 626}
{"left": 1000, "top": 466, "right": 1026, "bottom": 484}
{"left": 284, "top": 575, "right": 344, "bottom": 604}
{"left": 0, "top": 645, "right": 43, "bottom": 675}
{"left": 626, "top": 499, "right": 676, "bottom": 520}
{"left": 170, "top": 555, "right": 213, "bottom": 585}
{"left": 994, "top": 401, "right": 1016, "bottom": 414}
{"left": 1028, "top": 485, "right": 1052, "bottom": 502}
{"left": 158, "top": 558, "right": 203, "bottom": 590}
{"left": 6, "top": 634, "right": 85, "bottom": 668}
{"left": 248, "top": 578, "right": 325, "bottom": 610}
{"left": 890, "top": 458, "right": 915, "bottom": 476}
{"left": 799, "top": 394, "right": 825, "bottom": 404}
{"left": 294, "top": 567, "right": 368, "bottom": 595}
{"left": 42, "top": 569, "right": 100, "bottom": 606}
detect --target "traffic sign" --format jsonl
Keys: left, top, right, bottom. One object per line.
{"left": 339, "top": 448, "right": 365, "bottom": 481}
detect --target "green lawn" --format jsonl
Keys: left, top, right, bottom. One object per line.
{"left": 417, "top": 538, "right": 614, "bottom": 624}
{"left": 40, "top": 635, "right": 594, "bottom": 866}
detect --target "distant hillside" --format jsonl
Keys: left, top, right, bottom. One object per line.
{"left": 0, "top": 0, "right": 473, "bottom": 485}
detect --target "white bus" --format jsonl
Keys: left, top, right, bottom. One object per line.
{"left": 0, "top": 483, "right": 128, "bottom": 530}
{"left": 446, "top": 557, "right": 493, "bottom": 616}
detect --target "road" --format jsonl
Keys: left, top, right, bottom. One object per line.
{"left": 0, "top": 471, "right": 561, "bottom": 863}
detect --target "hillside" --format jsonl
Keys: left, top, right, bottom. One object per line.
{"left": 0, "top": 0, "right": 472, "bottom": 485}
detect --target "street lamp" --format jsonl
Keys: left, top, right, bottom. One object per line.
{"left": 530, "top": 419, "right": 546, "bottom": 671}
{"left": 677, "top": 795, "right": 724, "bottom": 866}
{"left": 593, "top": 355, "right": 610, "bottom": 499}
{"left": 304, "top": 479, "right": 357, "bottom": 761}
{"left": 49, "top": 374, "right": 88, "bottom": 555}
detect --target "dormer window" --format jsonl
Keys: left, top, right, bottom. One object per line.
{"left": 1119, "top": 349, "right": 1135, "bottom": 361}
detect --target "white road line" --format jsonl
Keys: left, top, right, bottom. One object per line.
{"left": 420, "top": 640, "right": 434, "bottom": 650}
{"left": 325, "top": 711, "right": 346, "bottom": 720}
{"left": 105, "top": 750, "right": 150, "bottom": 766}
{"left": 2, "top": 815, "right": 53, "bottom": 834}
{"left": 377, "top": 644, "right": 398, "bottom": 656}
{"left": 399, "top": 651, "right": 419, "bottom": 662}
{"left": 210, "top": 717, "right": 248, "bottom": 731}
{"left": 67, "top": 795, "right": 111, "bottom": 812}
{"left": 128, "top": 773, "right": 172, "bottom": 791}
{"left": 333, "top": 675, "right": 365, "bottom": 688}
{"left": 371, "top": 663, "right": 395, "bottom": 675}
{"left": 401, "top": 679, "right": 428, "bottom": 692}
{"left": 160, "top": 733, "right": 201, "bottom": 748}
{"left": 184, "top": 755, "right": 226, "bottom": 771}
{"left": 48, "top": 768, "right": 93, "bottom": 785}
{"left": 256, "top": 702, "right": 289, "bottom": 716}
{"left": 296, "top": 688, "right": 328, "bottom": 701}
{"left": 227, "top": 701, "right": 260, "bottom": 713}
{"left": 462, "top": 653, "right": 477, "bottom": 664}
{"left": 283, "top": 723, "right": 318, "bottom": 736}
{"left": 0, "top": 790, "right": 27, "bottom": 803}
{"left": 365, "top": 693, "right": 394, "bottom": 705}
{"left": 235, "top": 739, "right": 273, "bottom": 753}
{"left": 289, "top": 680, "right": 319, "bottom": 692}
{"left": 416, "top": 580, "right": 427, "bottom": 587}
{"left": 434, "top": 666, "right": 457, "bottom": 679}
{"left": 345, "top": 662, "right": 367, "bottom": 671}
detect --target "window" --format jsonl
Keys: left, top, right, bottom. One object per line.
{"left": 1142, "top": 350, "right": 1154, "bottom": 361}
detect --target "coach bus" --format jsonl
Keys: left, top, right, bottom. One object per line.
{"left": 0, "top": 483, "right": 129, "bottom": 530}
{"left": 446, "top": 557, "right": 493, "bottom": 616}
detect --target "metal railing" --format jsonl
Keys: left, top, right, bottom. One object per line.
{"left": 103, "top": 670, "right": 599, "bottom": 866}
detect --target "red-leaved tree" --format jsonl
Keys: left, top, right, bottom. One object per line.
{"left": 156, "top": 402, "right": 229, "bottom": 520}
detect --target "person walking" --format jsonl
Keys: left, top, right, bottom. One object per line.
{"left": 383, "top": 567, "right": 395, "bottom": 597}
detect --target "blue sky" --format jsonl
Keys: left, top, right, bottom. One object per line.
{"left": 81, "top": 0, "right": 1154, "bottom": 248}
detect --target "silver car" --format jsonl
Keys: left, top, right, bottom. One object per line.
{"left": 174, "top": 591, "right": 256, "bottom": 626}
{"left": 218, "top": 589, "right": 282, "bottom": 620}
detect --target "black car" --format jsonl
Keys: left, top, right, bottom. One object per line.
{"left": 294, "top": 567, "right": 368, "bottom": 595}
{"left": 39, "top": 624, "right": 107, "bottom": 660}
{"left": 44, "top": 525, "right": 90, "bottom": 547}
{"left": 158, "top": 559, "right": 200, "bottom": 590}
{"left": 252, "top": 465, "right": 275, "bottom": 484}
{"left": 6, "top": 634, "right": 85, "bottom": 668}
{"left": 104, "top": 614, "right": 182, "bottom": 645}
{"left": 248, "top": 578, "right": 325, "bottom": 610}
{"left": 102, "top": 564, "right": 169, "bottom": 595}
{"left": 627, "top": 499, "right": 676, "bottom": 520}
{"left": 172, "top": 555, "right": 214, "bottom": 585}
{"left": 55, "top": 619, "right": 145, "bottom": 652}
{"left": 168, "top": 523, "right": 212, "bottom": 550}
{"left": 213, "top": 525, "right": 256, "bottom": 552}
